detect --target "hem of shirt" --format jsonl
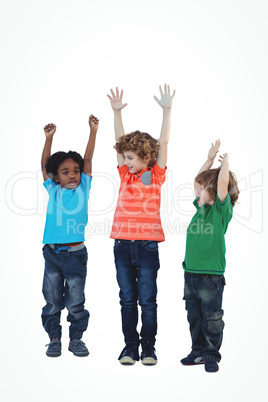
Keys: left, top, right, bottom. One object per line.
{"left": 110, "top": 234, "right": 165, "bottom": 242}
{"left": 183, "top": 268, "right": 225, "bottom": 275}
{"left": 216, "top": 193, "right": 230, "bottom": 205}
{"left": 43, "top": 238, "right": 85, "bottom": 245}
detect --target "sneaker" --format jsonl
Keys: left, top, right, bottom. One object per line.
{"left": 180, "top": 353, "right": 204, "bottom": 366}
{"left": 68, "top": 339, "right": 89, "bottom": 357}
{"left": 141, "top": 344, "right": 158, "bottom": 365}
{"left": 45, "top": 339, "right": 61, "bottom": 357}
{"left": 204, "top": 359, "right": 219, "bottom": 373}
{"left": 118, "top": 345, "right": 139, "bottom": 365}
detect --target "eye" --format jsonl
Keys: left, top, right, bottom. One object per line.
{"left": 63, "top": 171, "right": 68, "bottom": 175}
{"left": 74, "top": 170, "right": 80, "bottom": 174}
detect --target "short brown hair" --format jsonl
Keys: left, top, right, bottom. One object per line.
{"left": 114, "top": 131, "right": 159, "bottom": 167}
{"left": 195, "top": 168, "right": 239, "bottom": 206}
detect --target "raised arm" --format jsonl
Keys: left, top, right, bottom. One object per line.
{"left": 197, "top": 140, "right": 221, "bottom": 175}
{"left": 41, "top": 123, "right": 56, "bottom": 181}
{"left": 154, "top": 84, "right": 175, "bottom": 169}
{"left": 83, "top": 114, "right": 99, "bottom": 176}
{"left": 107, "top": 87, "right": 128, "bottom": 167}
{"left": 217, "top": 153, "right": 229, "bottom": 202}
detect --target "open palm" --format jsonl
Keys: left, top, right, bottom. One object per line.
{"left": 154, "top": 84, "right": 175, "bottom": 108}
{"left": 107, "top": 87, "right": 128, "bottom": 111}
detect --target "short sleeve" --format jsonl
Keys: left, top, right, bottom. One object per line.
{"left": 80, "top": 172, "right": 92, "bottom": 195}
{"left": 215, "top": 194, "right": 233, "bottom": 231}
{"left": 152, "top": 163, "right": 167, "bottom": 185}
{"left": 117, "top": 165, "right": 129, "bottom": 179}
{"left": 43, "top": 178, "right": 56, "bottom": 193}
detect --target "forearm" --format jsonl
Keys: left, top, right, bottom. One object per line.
{"left": 41, "top": 137, "right": 53, "bottom": 171}
{"left": 114, "top": 110, "right": 125, "bottom": 141}
{"left": 158, "top": 108, "right": 171, "bottom": 145}
{"left": 197, "top": 159, "right": 214, "bottom": 175}
{"left": 84, "top": 129, "right": 97, "bottom": 162}
{"left": 218, "top": 160, "right": 229, "bottom": 184}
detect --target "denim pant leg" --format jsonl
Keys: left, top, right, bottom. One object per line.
{"left": 63, "top": 247, "right": 89, "bottom": 340}
{"left": 184, "top": 272, "right": 225, "bottom": 362}
{"left": 183, "top": 273, "right": 206, "bottom": 356}
{"left": 198, "top": 274, "right": 225, "bottom": 362}
{"left": 136, "top": 241, "right": 159, "bottom": 346}
{"left": 114, "top": 240, "right": 139, "bottom": 346}
{"left": 42, "top": 246, "right": 65, "bottom": 339}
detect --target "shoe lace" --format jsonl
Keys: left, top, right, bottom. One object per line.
{"left": 45, "top": 339, "right": 60, "bottom": 347}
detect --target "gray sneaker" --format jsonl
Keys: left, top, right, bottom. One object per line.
{"left": 45, "top": 339, "right": 61, "bottom": 357}
{"left": 68, "top": 339, "right": 89, "bottom": 357}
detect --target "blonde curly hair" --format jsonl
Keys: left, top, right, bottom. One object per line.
{"left": 114, "top": 131, "right": 159, "bottom": 167}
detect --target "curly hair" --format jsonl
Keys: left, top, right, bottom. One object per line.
{"left": 114, "top": 131, "right": 159, "bottom": 167}
{"left": 195, "top": 168, "right": 240, "bottom": 206}
{"left": 45, "top": 151, "right": 84, "bottom": 179}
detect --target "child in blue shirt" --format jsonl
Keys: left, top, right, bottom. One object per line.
{"left": 41, "top": 115, "right": 99, "bottom": 357}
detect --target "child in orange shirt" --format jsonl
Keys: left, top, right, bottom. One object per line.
{"left": 107, "top": 85, "right": 175, "bottom": 365}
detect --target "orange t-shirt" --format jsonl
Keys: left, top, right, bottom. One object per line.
{"left": 110, "top": 163, "right": 166, "bottom": 242}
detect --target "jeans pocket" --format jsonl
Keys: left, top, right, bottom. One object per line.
{"left": 203, "top": 275, "right": 220, "bottom": 294}
{"left": 75, "top": 248, "right": 88, "bottom": 267}
{"left": 206, "top": 309, "right": 224, "bottom": 334}
{"left": 145, "top": 241, "right": 158, "bottom": 251}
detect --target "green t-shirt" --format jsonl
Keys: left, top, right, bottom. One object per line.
{"left": 182, "top": 194, "right": 233, "bottom": 275}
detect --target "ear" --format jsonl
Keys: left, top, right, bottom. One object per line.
{"left": 54, "top": 174, "right": 60, "bottom": 183}
{"left": 144, "top": 154, "right": 150, "bottom": 163}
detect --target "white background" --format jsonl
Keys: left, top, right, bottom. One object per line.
{"left": 1, "top": 0, "right": 267, "bottom": 401}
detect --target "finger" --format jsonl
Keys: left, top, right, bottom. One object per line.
{"left": 116, "top": 87, "right": 119, "bottom": 97}
{"left": 122, "top": 103, "right": 128, "bottom": 109}
{"left": 172, "top": 89, "right": 176, "bottom": 98}
{"left": 167, "top": 84, "right": 170, "bottom": 95}
{"left": 110, "top": 89, "right": 115, "bottom": 97}
{"left": 159, "top": 85, "right": 163, "bottom": 97}
{"left": 154, "top": 96, "right": 160, "bottom": 104}
{"left": 107, "top": 94, "right": 112, "bottom": 100}
{"left": 120, "top": 89, "right": 123, "bottom": 101}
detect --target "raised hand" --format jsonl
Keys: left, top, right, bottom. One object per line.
{"left": 218, "top": 153, "right": 229, "bottom": 166}
{"left": 107, "top": 87, "right": 128, "bottom": 111}
{"left": 89, "top": 114, "right": 99, "bottom": 131}
{"left": 208, "top": 140, "right": 221, "bottom": 161}
{"left": 154, "top": 84, "right": 175, "bottom": 109}
{"left": 44, "top": 123, "right": 56, "bottom": 138}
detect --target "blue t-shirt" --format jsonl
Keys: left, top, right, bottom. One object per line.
{"left": 43, "top": 173, "right": 92, "bottom": 244}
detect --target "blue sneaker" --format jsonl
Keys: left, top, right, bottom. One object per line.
{"left": 46, "top": 339, "right": 61, "bottom": 357}
{"left": 180, "top": 353, "right": 204, "bottom": 366}
{"left": 204, "top": 359, "right": 219, "bottom": 372}
{"left": 118, "top": 345, "right": 139, "bottom": 365}
{"left": 141, "top": 344, "right": 158, "bottom": 365}
{"left": 68, "top": 339, "right": 89, "bottom": 357}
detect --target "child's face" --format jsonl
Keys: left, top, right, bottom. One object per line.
{"left": 123, "top": 151, "right": 150, "bottom": 174}
{"left": 54, "top": 158, "right": 81, "bottom": 189}
{"left": 195, "top": 182, "right": 214, "bottom": 207}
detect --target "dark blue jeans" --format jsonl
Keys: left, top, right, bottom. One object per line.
{"left": 41, "top": 244, "right": 89, "bottom": 340}
{"left": 183, "top": 272, "right": 225, "bottom": 362}
{"left": 114, "top": 239, "right": 160, "bottom": 347}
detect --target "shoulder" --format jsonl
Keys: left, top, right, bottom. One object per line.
{"left": 79, "top": 172, "right": 92, "bottom": 192}
{"left": 43, "top": 178, "right": 57, "bottom": 193}
{"left": 214, "top": 194, "right": 233, "bottom": 218}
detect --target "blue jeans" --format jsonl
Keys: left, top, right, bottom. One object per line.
{"left": 114, "top": 239, "right": 160, "bottom": 347}
{"left": 183, "top": 272, "right": 225, "bottom": 362}
{"left": 41, "top": 244, "right": 89, "bottom": 340}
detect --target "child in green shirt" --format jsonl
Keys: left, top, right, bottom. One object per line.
{"left": 181, "top": 140, "right": 239, "bottom": 372}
